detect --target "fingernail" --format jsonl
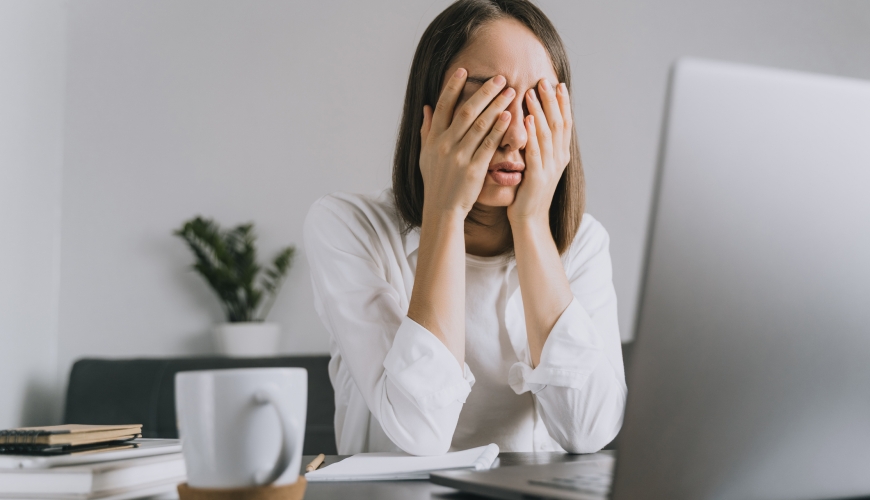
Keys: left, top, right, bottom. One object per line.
{"left": 542, "top": 80, "right": 551, "bottom": 92}
{"left": 454, "top": 68, "right": 465, "bottom": 78}
{"left": 502, "top": 87, "right": 515, "bottom": 98}
{"left": 500, "top": 111, "right": 510, "bottom": 121}
{"left": 494, "top": 75, "right": 506, "bottom": 86}
{"left": 558, "top": 83, "right": 567, "bottom": 94}
{"left": 528, "top": 89, "right": 537, "bottom": 101}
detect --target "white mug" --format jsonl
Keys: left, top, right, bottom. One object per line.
{"left": 175, "top": 367, "right": 307, "bottom": 488}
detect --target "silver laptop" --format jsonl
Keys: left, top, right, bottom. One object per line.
{"left": 431, "top": 58, "right": 870, "bottom": 499}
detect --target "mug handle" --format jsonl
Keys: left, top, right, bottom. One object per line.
{"left": 252, "top": 385, "right": 298, "bottom": 485}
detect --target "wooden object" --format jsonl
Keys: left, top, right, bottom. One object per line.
{"left": 177, "top": 478, "right": 307, "bottom": 500}
{"left": 305, "top": 453, "right": 325, "bottom": 472}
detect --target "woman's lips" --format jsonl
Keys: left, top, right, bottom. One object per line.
{"left": 488, "top": 162, "right": 524, "bottom": 187}
{"left": 488, "top": 170, "right": 522, "bottom": 186}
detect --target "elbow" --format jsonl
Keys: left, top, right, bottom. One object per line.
{"left": 378, "top": 364, "right": 467, "bottom": 456}
{"left": 551, "top": 390, "right": 626, "bottom": 454}
{"left": 385, "top": 421, "right": 453, "bottom": 456}
{"left": 560, "top": 419, "right": 623, "bottom": 454}
{"left": 397, "top": 433, "right": 452, "bottom": 456}
{"left": 376, "top": 393, "right": 457, "bottom": 456}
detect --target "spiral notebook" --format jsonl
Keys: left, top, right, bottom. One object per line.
{"left": 305, "top": 444, "right": 499, "bottom": 481}
{"left": 0, "top": 425, "right": 142, "bottom": 455}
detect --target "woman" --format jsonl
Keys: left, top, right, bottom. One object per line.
{"left": 304, "top": 0, "right": 626, "bottom": 456}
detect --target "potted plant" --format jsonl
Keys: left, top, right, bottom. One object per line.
{"left": 174, "top": 216, "right": 295, "bottom": 357}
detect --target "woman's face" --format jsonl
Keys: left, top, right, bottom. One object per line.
{"left": 442, "top": 18, "right": 560, "bottom": 208}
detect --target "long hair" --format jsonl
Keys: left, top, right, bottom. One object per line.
{"left": 391, "top": 0, "right": 584, "bottom": 254}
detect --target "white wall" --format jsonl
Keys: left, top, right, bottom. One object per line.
{"left": 0, "top": 1, "right": 66, "bottom": 429}
{"left": 56, "top": 0, "right": 438, "bottom": 377}
{"left": 0, "top": 0, "right": 858, "bottom": 420}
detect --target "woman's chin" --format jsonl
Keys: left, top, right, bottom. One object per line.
{"left": 476, "top": 183, "right": 517, "bottom": 207}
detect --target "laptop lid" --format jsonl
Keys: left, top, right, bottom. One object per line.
{"left": 612, "top": 58, "right": 870, "bottom": 499}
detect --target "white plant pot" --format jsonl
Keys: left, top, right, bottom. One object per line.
{"left": 213, "top": 322, "right": 281, "bottom": 357}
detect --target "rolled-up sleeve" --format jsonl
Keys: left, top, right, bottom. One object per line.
{"left": 304, "top": 197, "right": 472, "bottom": 456}
{"left": 385, "top": 316, "right": 476, "bottom": 411}
{"left": 508, "top": 216, "right": 627, "bottom": 453}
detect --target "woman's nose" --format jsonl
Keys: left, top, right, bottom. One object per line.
{"left": 499, "top": 93, "right": 527, "bottom": 152}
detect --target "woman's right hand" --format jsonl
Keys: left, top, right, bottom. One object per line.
{"left": 419, "top": 68, "right": 516, "bottom": 218}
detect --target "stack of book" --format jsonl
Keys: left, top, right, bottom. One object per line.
{"left": 0, "top": 425, "right": 185, "bottom": 500}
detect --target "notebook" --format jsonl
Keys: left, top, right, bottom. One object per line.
{"left": 305, "top": 444, "right": 499, "bottom": 481}
{"left": 0, "top": 425, "right": 142, "bottom": 455}
{"left": 0, "top": 439, "right": 181, "bottom": 470}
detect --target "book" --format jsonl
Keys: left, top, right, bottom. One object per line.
{"left": 0, "top": 425, "right": 142, "bottom": 446}
{"left": 0, "top": 479, "right": 181, "bottom": 500}
{"left": 0, "top": 441, "right": 142, "bottom": 457}
{"left": 0, "top": 426, "right": 142, "bottom": 456}
{"left": 304, "top": 443, "right": 500, "bottom": 481}
{"left": 0, "top": 453, "right": 185, "bottom": 499}
{"left": 0, "top": 439, "right": 181, "bottom": 470}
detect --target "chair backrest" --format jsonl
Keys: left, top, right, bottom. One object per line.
{"left": 64, "top": 355, "right": 336, "bottom": 455}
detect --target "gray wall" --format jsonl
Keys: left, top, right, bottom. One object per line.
{"left": 2, "top": 0, "right": 869, "bottom": 427}
{"left": 0, "top": 0, "right": 66, "bottom": 429}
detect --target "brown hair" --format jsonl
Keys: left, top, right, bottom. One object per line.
{"left": 391, "top": 0, "right": 584, "bottom": 255}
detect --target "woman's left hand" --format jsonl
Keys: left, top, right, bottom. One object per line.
{"left": 507, "top": 79, "right": 573, "bottom": 227}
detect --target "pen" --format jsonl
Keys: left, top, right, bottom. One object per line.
{"left": 305, "top": 453, "right": 325, "bottom": 472}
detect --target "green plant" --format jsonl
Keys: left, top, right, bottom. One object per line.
{"left": 174, "top": 216, "right": 295, "bottom": 323}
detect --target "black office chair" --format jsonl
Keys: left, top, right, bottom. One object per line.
{"left": 63, "top": 355, "right": 337, "bottom": 455}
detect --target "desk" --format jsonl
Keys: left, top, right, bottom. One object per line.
{"left": 299, "top": 452, "right": 599, "bottom": 500}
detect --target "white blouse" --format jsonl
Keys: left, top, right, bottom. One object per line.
{"left": 303, "top": 188, "right": 627, "bottom": 456}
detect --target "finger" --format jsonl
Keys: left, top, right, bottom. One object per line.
{"left": 556, "top": 83, "right": 573, "bottom": 157}
{"left": 421, "top": 105, "right": 433, "bottom": 142}
{"left": 470, "top": 111, "right": 511, "bottom": 166}
{"left": 525, "top": 88, "right": 553, "bottom": 163}
{"left": 458, "top": 86, "right": 516, "bottom": 151}
{"left": 524, "top": 115, "right": 542, "bottom": 168}
{"left": 431, "top": 68, "right": 467, "bottom": 134}
{"left": 537, "top": 79, "right": 564, "bottom": 156}
{"left": 449, "top": 75, "right": 507, "bottom": 139}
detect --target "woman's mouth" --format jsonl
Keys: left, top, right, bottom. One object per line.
{"left": 487, "top": 162, "right": 524, "bottom": 187}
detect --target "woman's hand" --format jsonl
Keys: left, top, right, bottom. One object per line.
{"left": 419, "top": 68, "right": 516, "bottom": 218}
{"left": 508, "top": 79, "right": 573, "bottom": 227}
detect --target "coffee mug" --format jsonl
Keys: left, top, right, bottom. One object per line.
{"left": 175, "top": 367, "right": 307, "bottom": 488}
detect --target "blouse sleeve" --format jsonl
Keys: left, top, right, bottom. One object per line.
{"left": 507, "top": 215, "right": 628, "bottom": 453}
{"left": 303, "top": 196, "right": 474, "bottom": 456}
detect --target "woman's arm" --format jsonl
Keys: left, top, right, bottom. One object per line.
{"left": 305, "top": 198, "right": 471, "bottom": 456}
{"left": 514, "top": 221, "right": 627, "bottom": 453}
{"left": 407, "top": 210, "right": 467, "bottom": 363}
{"left": 508, "top": 80, "right": 626, "bottom": 452}
{"left": 511, "top": 220, "right": 573, "bottom": 367}
{"left": 508, "top": 79, "right": 576, "bottom": 365}
{"left": 408, "top": 68, "right": 516, "bottom": 365}
{"left": 512, "top": 211, "right": 627, "bottom": 453}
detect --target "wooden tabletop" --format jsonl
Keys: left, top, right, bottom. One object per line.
{"left": 298, "top": 452, "right": 605, "bottom": 500}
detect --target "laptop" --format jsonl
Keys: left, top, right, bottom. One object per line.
{"left": 431, "top": 58, "right": 870, "bottom": 499}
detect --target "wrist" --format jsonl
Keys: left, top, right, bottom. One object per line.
{"left": 422, "top": 206, "right": 466, "bottom": 231}
{"left": 508, "top": 212, "right": 550, "bottom": 233}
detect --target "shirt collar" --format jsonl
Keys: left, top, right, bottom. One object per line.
{"left": 403, "top": 226, "right": 420, "bottom": 257}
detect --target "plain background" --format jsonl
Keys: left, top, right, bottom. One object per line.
{"left": 2, "top": 0, "right": 869, "bottom": 429}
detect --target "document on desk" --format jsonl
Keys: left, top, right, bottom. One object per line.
{"left": 305, "top": 444, "right": 499, "bottom": 481}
